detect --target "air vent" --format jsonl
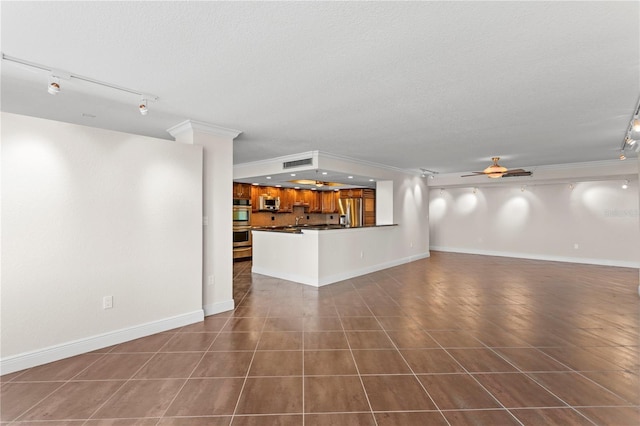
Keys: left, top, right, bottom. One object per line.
{"left": 283, "top": 158, "right": 313, "bottom": 169}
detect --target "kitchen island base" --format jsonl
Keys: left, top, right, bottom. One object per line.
{"left": 252, "top": 225, "right": 429, "bottom": 287}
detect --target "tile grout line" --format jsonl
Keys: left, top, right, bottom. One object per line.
{"left": 334, "top": 281, "right": 379, "bottom": 426}
{"left": 483, "top": 346, "right": 604, "bottom": 425}
{"left": 371, "top": 269, "right": 521, "bottom": 426}
{"left": 228, "top": 298, "right": 271, "bottom": 425}
{"left": 8, "top": 351, "right": 111, "bottom": 425}
{"left": 351, "top": 278, "right": 452, "bottom": 426}
{"left": 152, "top": 311, "right": 236, "bottom": 425}
{"left": 80, "top": 330, "right": 187, "bottom": 425}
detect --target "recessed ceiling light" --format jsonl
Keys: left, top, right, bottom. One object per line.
{"left": 369, "top": 179, "right": 375, "bottom": 182}
{"left": 266, "top": 176, "right": 271, "bottom": 179}
{"left": 322, "top": 172, "right": 328, "bottom": 175}
{"left": 294, "top": 186, "right": 300, "bottom": 189}
{"left": 252, "top": 183, "right": 259, "bottom": 186}
{"left": 290, "top": 173, "right": 296, "bottom": 176}
{"left": 275, "top": 184, "right": 282, "bottom": 188}
{"left": 348, "top": 176, "right": 353, "bottom": 179}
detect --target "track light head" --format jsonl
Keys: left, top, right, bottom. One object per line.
{"left": 620, "top": 150, "right": 627, "bottom": 160}
{"left": 47, "top": 76, "right": 60, "bottom": 95}
{"left": 626, "top": 137, "right": 637, "bottom": 147}
{"left": 633, "top": 116, "right": 640, "bottom": 132}
{"left": 139, "top": 99, "right": 148, "bottom": 115}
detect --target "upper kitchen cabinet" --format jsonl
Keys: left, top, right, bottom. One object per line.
{"left": 250, "top": 185, "right": 262, "bottom": 212}
{"left": 302, "top": 190, "right": 321, "bottom": 213}
{"left": 340, "top": 189, "right": 363, "bottom": 198}
{"left": 363, "top": 189, "right": 376, "bottom": 225}
{"left": 321, "top": 191, "right": 339, "bottom": 214}
{"left": 233, "top": 182, "right": 252, "bottom": 199}
{"left": 279, "top": 188, "right": 296, "bottom": 213}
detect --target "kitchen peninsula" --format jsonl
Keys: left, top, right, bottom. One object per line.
{"left": 252, "top": 223, "right": 398, "bottom": 286}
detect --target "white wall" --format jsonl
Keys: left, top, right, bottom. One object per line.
{"left": 429, "top": 179, "right": 639, "bottom": 267}
{"left": 1, "top": 113, "right": 204, "bottom": 373}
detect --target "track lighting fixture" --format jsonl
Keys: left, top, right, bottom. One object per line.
{"left": 139, "top": 99, "right": 148, "bottom": 115}
{"left": 2, "top": 54, "right": 159, "bottom": 115}
{"left": 619, "top": 96, "right": 640, "bottom": 158}
{"left": 420, "top": 168, "right": 438, "bottom": 179}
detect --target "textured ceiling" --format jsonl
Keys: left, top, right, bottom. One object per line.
{"left": 1, "top": 1, "right": 639, "bottom": 175}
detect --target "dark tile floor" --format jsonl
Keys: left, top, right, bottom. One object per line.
{"left": 2, "top": 252, "right": 639, "bottom": 425}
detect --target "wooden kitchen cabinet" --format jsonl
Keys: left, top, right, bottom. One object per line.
{"left": 321, "top": 191, "right": 339, "bottom": 213}
{"left": 233, "top": 182, "right": 252, "bottom": 199}
{"left": 250, "top": 186, "right": 261, "bottom": 212}
{"left": 340, "top": 188, "right": 363, "bottom": 198}
{"left": 363, "top": 189, "right": 375, "bottom": 225}
{"left": 279, "top": 188, "right": 295, "bottom": 212}
{"left": 302, "top": 190, "right": 321, "bottom": 213}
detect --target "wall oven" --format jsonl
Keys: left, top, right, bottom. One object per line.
{"left": 233, "top": 199, "right": 252, "bottom": 259}
{"left": 232, "top": 225, "right": 252, "bottom": 248}
{"left": 233, "top": 199, "right": 251, "bottom": 226}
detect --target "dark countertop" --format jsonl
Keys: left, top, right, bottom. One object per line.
{"left": 252, "top": 224, "right": 397, "bottom": 234}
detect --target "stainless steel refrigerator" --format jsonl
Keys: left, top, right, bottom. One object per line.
{"left": 338, "top": 198, "right": 363, "bottom": 227}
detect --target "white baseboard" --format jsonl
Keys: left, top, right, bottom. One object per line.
{"left": 253, "top": 252, "right": 431, "bottom": 287}
{"left": 0, "top": 309, "right": 204, "bottom": 375}
{"left": 430, "top": 246, "right": 640, "bottom": 268}
{"left": 203, "top": 299, "right": 235, "bottom": 316}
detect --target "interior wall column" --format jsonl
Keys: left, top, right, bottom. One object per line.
{"left": 168, "top": 120, "right": 242, "bottom": 315}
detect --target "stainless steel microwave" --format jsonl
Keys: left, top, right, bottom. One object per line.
{"left": 259, "top": 195, "right": 280, "bottom": 211}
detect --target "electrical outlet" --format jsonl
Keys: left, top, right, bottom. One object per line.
{"left": 574, "top": 243, "right": 579, "bottom": 249}
{"left": 103, "top": 296, "right": 113, "bottom": 309}
{"left": 208, "top": 275, "right": 215, "bottom": 286}
{"left": 203, "top": 216, "right": 208, "bottom": 226}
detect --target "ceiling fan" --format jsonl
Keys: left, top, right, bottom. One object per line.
{"left": 461, "top": 157, "right": 532, "bottom": 179}
{"left": 289, "top": 179, "right": 343, "bottom": 187}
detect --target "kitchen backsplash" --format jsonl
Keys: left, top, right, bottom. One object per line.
{"left": 251, "top": 206, "right": 339, "bottom": 227}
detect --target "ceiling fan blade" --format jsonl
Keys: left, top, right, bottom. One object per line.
{"left": 502, "top": 171, "right": 532, "bottom": 177}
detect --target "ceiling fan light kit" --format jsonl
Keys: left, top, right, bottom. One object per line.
{"left": 461, "top": 157, "right": 532, "bottom": 179}
{"left": 483, "top": 157, "right": 508, "bottom": 178}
